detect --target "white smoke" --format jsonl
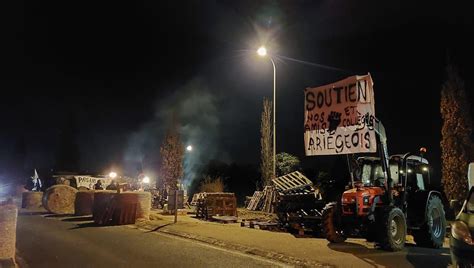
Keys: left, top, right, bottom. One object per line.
{"left": 123, "top": 78, "right": 219, "bottom": 188}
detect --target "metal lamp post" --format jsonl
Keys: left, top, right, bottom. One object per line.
{"left": 258, "top": 46, "right": 277, "bottom": 179}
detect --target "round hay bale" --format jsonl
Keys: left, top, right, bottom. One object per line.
{"left": 42, "top": 185, "right": 78, "bottom": 214}
{"left": 92, "top": 191, "right": 116, "bottom": 224}
{"left": 74, "top": 191, "right": 95, "bottom": 216}
{"left": 0, "top": 204, "right": 17, "bottom": 259}
{"left": 135, "top": 192, "right": 151, "bottom": 219}
{"left": 21, "top": 191, "right": 43, "bottom": 209}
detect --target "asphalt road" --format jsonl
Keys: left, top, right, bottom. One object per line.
{"left": 15, "top": 213, "right": 288, "bottom": 268}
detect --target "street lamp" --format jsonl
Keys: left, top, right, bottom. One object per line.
{"left": 108, "top": 172, "right": 117, "bottom": 179}
{"left": 257, "top": 46, "right": 276, "bottom": 179}
{"left": 186, "top": 145, "right": 193, "bottom": 152}
{"left": 257, "top": 46, "right": 267, "bottom": 57}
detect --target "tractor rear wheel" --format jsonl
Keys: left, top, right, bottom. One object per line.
{"left": 377, "top": 207, "right": 406, "bottom": 251}
{"left": 322, "top": 202, "right": 346, "bottom": 243}
{"left": 413, "top": 195, "right": 446, "bottom": 248}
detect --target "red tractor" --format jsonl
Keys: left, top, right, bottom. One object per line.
{"left": 322, "top": 119, "right": 447, "bottom": 251}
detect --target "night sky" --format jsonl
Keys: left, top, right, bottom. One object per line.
{"left": 3, "top": 1, "right": 474, "bottom": 184}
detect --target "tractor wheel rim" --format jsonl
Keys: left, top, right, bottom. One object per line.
{"left": 391, "top": 215, "right": 404, "bottom": 244}
{"left": 390, "top": 219, "right": 398, "bottom": 237}
{"left": 431, "top": 208, "right": 442, "bottom": 238}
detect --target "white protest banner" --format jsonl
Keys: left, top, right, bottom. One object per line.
{"left": 74, "top": 176, "right": 113, "bottom": 189}
{"left": 304, "top": 73, "right": 376, "bottom": 156}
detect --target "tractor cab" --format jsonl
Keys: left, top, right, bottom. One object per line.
{"left": 390, "top": 154, "right": 431, "bottom": 192}
{"left": 353, "top": 155, "right": 430, "bottom": 189}
{"left": 353, "top": 157, "right": 398, "bottom": 187}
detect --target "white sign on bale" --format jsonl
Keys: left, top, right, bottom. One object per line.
{"left": 304, "top": 73, "right": 376, "bottom": 156}
{"left": 74, "top": 176, "right": 112, "bottom": 189}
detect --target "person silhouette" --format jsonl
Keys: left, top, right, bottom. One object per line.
{"left": 94, "top": 180, "right": 104, "bottom": 190}
{"left": 106, "top": 180, "right": 118, "bottom": 190}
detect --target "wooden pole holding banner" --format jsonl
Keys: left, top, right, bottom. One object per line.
{"left": 346, "top": 155, "right": 355, "bottom": 187}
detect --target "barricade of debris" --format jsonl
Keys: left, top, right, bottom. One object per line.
{"left": 244, "top": 171, "right": 325, "bottom": 235}
{"left": 273, "top": 171, "right": 325, "bottom": 236}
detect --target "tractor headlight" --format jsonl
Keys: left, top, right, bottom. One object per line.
{"left": 451, "top": 221, "right": 474, "bottom": 245}
{"left": 343, "top": 197, "right": 356, "bottom": 203}
{"left": 363, "top": 195, "right": 370, "bottom": 205}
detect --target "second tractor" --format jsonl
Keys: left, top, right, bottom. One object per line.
{"left": 322, "top": 119, "right": 447, "bottom": 251}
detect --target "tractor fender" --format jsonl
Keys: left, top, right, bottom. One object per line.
{"left": 368, "top": 195, "right": 381, "bottom": 222}
{"left": 425, "top": 190, "right": 451, "bottom": 216}
{"left": 423, "top": 190, "right": 443, "bottom": 221}
{"left": 410, "top": 190, "right": 442, "bottom": 212}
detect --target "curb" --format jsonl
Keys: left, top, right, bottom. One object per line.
{"left": 133, "top": 222, "right": 332, "bottom": 268}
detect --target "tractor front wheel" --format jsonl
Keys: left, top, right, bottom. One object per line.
{"left": 322, "top": 202, "right": 346, "bottom": 243}
{"left": 377, "top": 207, "right": 406, "bottom": 251}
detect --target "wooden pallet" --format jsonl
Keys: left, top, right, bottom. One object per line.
{"left": 246, "top": 186, "right": 278, "bottom": 212}
{"left": 261, "top": 186, "right": 277, "bottom": 213}
{"left": 195, "top": 192, "right": 237, "bottom": 220}
{"left": 240, "top": 220, "right": 279, "bottom": 231}
{"left": 246, "top": 191, "right": 262, "bottom": 210}
{"left": 211, "top": 215, "right": 238, "bottom": 223}
{"left": 272, "top": 171, "right": 314, "bottom": 193}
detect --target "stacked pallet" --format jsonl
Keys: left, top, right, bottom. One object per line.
{"left": 195, "top": 192, "right": 237, "bottom": 220}
{"left": 195, "top": 197, "right": 208, "bottom": 219}
{"left": 246, "top": 186, "right": 277, "bottom": 213}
